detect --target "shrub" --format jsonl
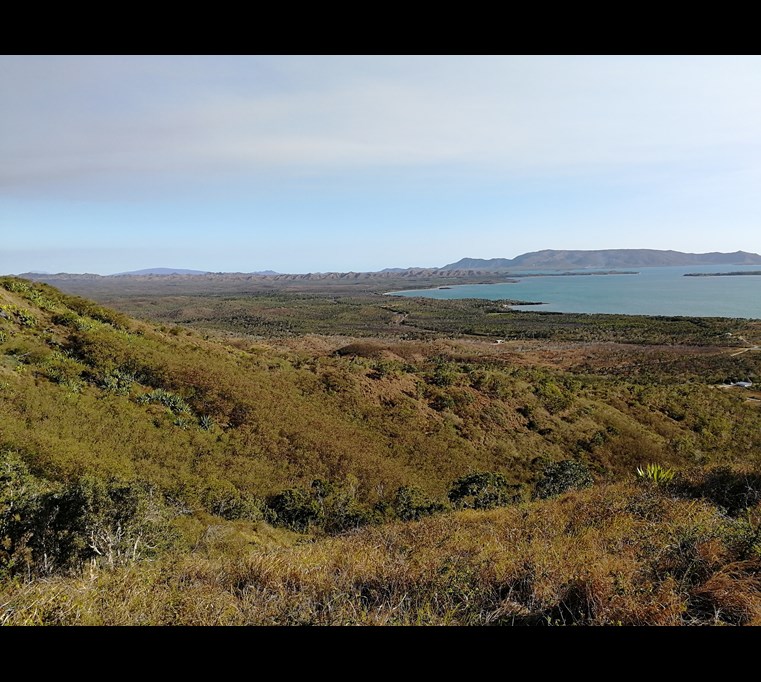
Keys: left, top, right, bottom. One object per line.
{"left": 427, "top": 358, "right": 459, "bottom": 387}
{"left": 267, "top": 487, "right": 322, "bottom": 533}
{"left": 674, "top": 467, "right": 761, "bottom": 516}
{"left": 137, "top": 388, "right": 191, "bottom": 415}
{"left": 535, "top": 380, "right": 572, "bottom": 414}
{"left": 199, "top": 414, "right": 215, "bottom": 431}
{"left": 429, "top": 391, "right": 456, "bottom": 412}
{"left": 1, "top": 450, "right": 175, "bottom": 576}
{"left": 393, "top": 485, "right": 445, "bottom": 521}
{"left": 1, "top": 279, "right": 31, "bottom": 295}
{"left": 0, "top": 450, "right": 53, "bottom": 578}
{"left": 42, "top": 352, "right": 85, "bottom": 392}
{"left": 0, "top": 305, "right": 37, "bottom": 329}
{"left": 202, "top": 482, "right": 264, "bottom": 521}
{"left": 53, "top": 311, "right": 81, "bottom": 328}
{"left": 266, "top": 479, "right": 373, "bottom": 534}
{"left": 448, "top": 472, "right": 522, "bottom": 510}
{"left": 322, "top": 488, "right": 372, "bottom": 533}
{"left": 534, "top": 460, "right": 594, "bottom": 499}
{"left": 101, "top": 369, "right": 136, "bottom": 395}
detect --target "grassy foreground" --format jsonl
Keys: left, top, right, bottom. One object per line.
{"left": 3, "top": 478, "right": 760, "bottom": 625}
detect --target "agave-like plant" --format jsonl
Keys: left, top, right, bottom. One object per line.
{"left": 636, "top": 463, "right": 675, "bottom": 485}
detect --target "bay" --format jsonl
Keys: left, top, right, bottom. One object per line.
{"left": 387, "top": 265, "right": 761, "bottom": 319}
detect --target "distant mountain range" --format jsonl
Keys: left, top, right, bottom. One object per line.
{"left": 15, "top": 250, "right": 761, "bottom": 282}
{"left": 19, "top": 268, "right": 281, "bottom": 279}
{"left": 112, "top": 268, "right": 211, "bottom": 276}
{"left": 442, "top": 249, "right": 761, "bottom": 270}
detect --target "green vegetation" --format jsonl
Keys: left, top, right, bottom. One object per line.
{"left": 637, "top": 463, "right": 676, "bottom": 485}
{"left": 534, "top": 460, "right": 594, "bottom": 499}
{"left": 26, "top": 273, "right": 760, "bottom": 345}
{"left": 448, "top": 472, "right": 523, "bottom": 509}
{"left": 2, "top": 274, "right": 761, "bottom": 625}
{"left": 3, "top": 479, "right": 761, "bottom": 625}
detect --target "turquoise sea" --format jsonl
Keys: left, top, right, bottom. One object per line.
{"left": 388, "top": 265, "right": 761, "bottom": 319}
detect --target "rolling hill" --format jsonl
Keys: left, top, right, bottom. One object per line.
{"left": 2, "top": 275, "right": 761, "bottom": 624}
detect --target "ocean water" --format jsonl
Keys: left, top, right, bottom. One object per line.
{"left": 387, "top": 265, "right": 761, "bottom": 319}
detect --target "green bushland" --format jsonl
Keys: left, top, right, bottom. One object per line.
{"left": 23, "top": 273, "right": 760, "bottom": 346}
{"left": 2, "top": 276, "right": 761, "bottom": 624}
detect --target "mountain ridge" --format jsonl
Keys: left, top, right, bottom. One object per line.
{"left": 13, "top": 249, "right": 761, "bottom": 282}
{"left": 443, "top": 249, "right": 761, "bottom": 270}
{"left": 112, "top": 267, "right": 211, "bottom": 276}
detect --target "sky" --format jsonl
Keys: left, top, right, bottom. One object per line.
{"left": 2, "top": 55, "right": 761, "bottom": 275}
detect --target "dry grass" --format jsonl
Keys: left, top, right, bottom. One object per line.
{"left": 3, "top": 481, "right": 760, "bottom": 625}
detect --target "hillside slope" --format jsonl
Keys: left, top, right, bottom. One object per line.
{"left": 3, "top": 479, "right": 761, "bottom": 625}
{"left": 2, "top": 277, "right": 761, "bottom": 624}
{"left": 1, "top": 275, "right": 759, "bottom": 502}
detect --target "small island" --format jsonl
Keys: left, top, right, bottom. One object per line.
{"left": 510, "top": 270, "right": 639, "bottom": 278}
{"left": 684, "top": 271, "right": 761, "bottom": 277}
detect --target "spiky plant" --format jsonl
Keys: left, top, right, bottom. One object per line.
{"left": 636, "top": 463, "right": 675, "bottom": 485}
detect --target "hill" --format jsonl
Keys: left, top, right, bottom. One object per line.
{"left": 2, "top": 276, "right": 761, "bottom": 624}
{"left": 444, "top": 249, "right": 761, "bottom": 270}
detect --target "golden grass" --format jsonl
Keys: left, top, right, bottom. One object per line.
{"left": 3, "top": 482, "right": 759, "bottom": 625}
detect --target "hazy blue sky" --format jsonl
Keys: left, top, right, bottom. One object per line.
{"left": 2, "top": 55, "right": 760, "bottom": 274}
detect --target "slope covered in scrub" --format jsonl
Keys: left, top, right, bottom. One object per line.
{"left": 3, "top": 478, "right": 761, "bottom": 625}
{"left": 1, "top": 276, "right": 761, "bottom": 624}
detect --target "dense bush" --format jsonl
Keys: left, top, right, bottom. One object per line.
{"left": 448, "top": 472, "right": 522, "bottom": 510}
{"left": 266, "top": 479, "right": 372, "bottom": 534}
{"left": 202, "top": 482, "right": 265, "bottom": 521}
{"left": 534, "top": 460, "right": 594, "bottom": 499}
{"left": 267, "top": 487, "right": 322, "bottom": 533}
{"left": 393, "top": 485, "right": 445, "bottom": 521}
{"left": 1, "top": 450, "right": 176, "bottom": 577}
{"left": 674, "top": 467, "right": 761, "bottom": 516}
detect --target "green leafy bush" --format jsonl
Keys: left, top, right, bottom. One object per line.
{"left": 427, "top": 358, "right": 459, "bottom": 387}
{"left": 535, "top": 380, "right": 572, "bottom": 414}
{"left": 266, "top": 479, "right": 372, "bottom": 534}
{"left": 267, "top": 487, "right": 322, "bottom": 533}
{"left": 448, "top": 472, "right": 522, "bottom": 510}
{"left": 202, "top": 482, "right": 265, "bottom": 521}
{"left": 534, "top": 460, "right": 594, "bottom": 499}
{"left": 1, "top": 450, "right": 175, "bottom": 576}
{"left": 393, "top": 485, "right": 445, "bottom": 521}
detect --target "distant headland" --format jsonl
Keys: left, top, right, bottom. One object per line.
{"left": 442, "top": 249, "right": 761, "bottom": 271}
